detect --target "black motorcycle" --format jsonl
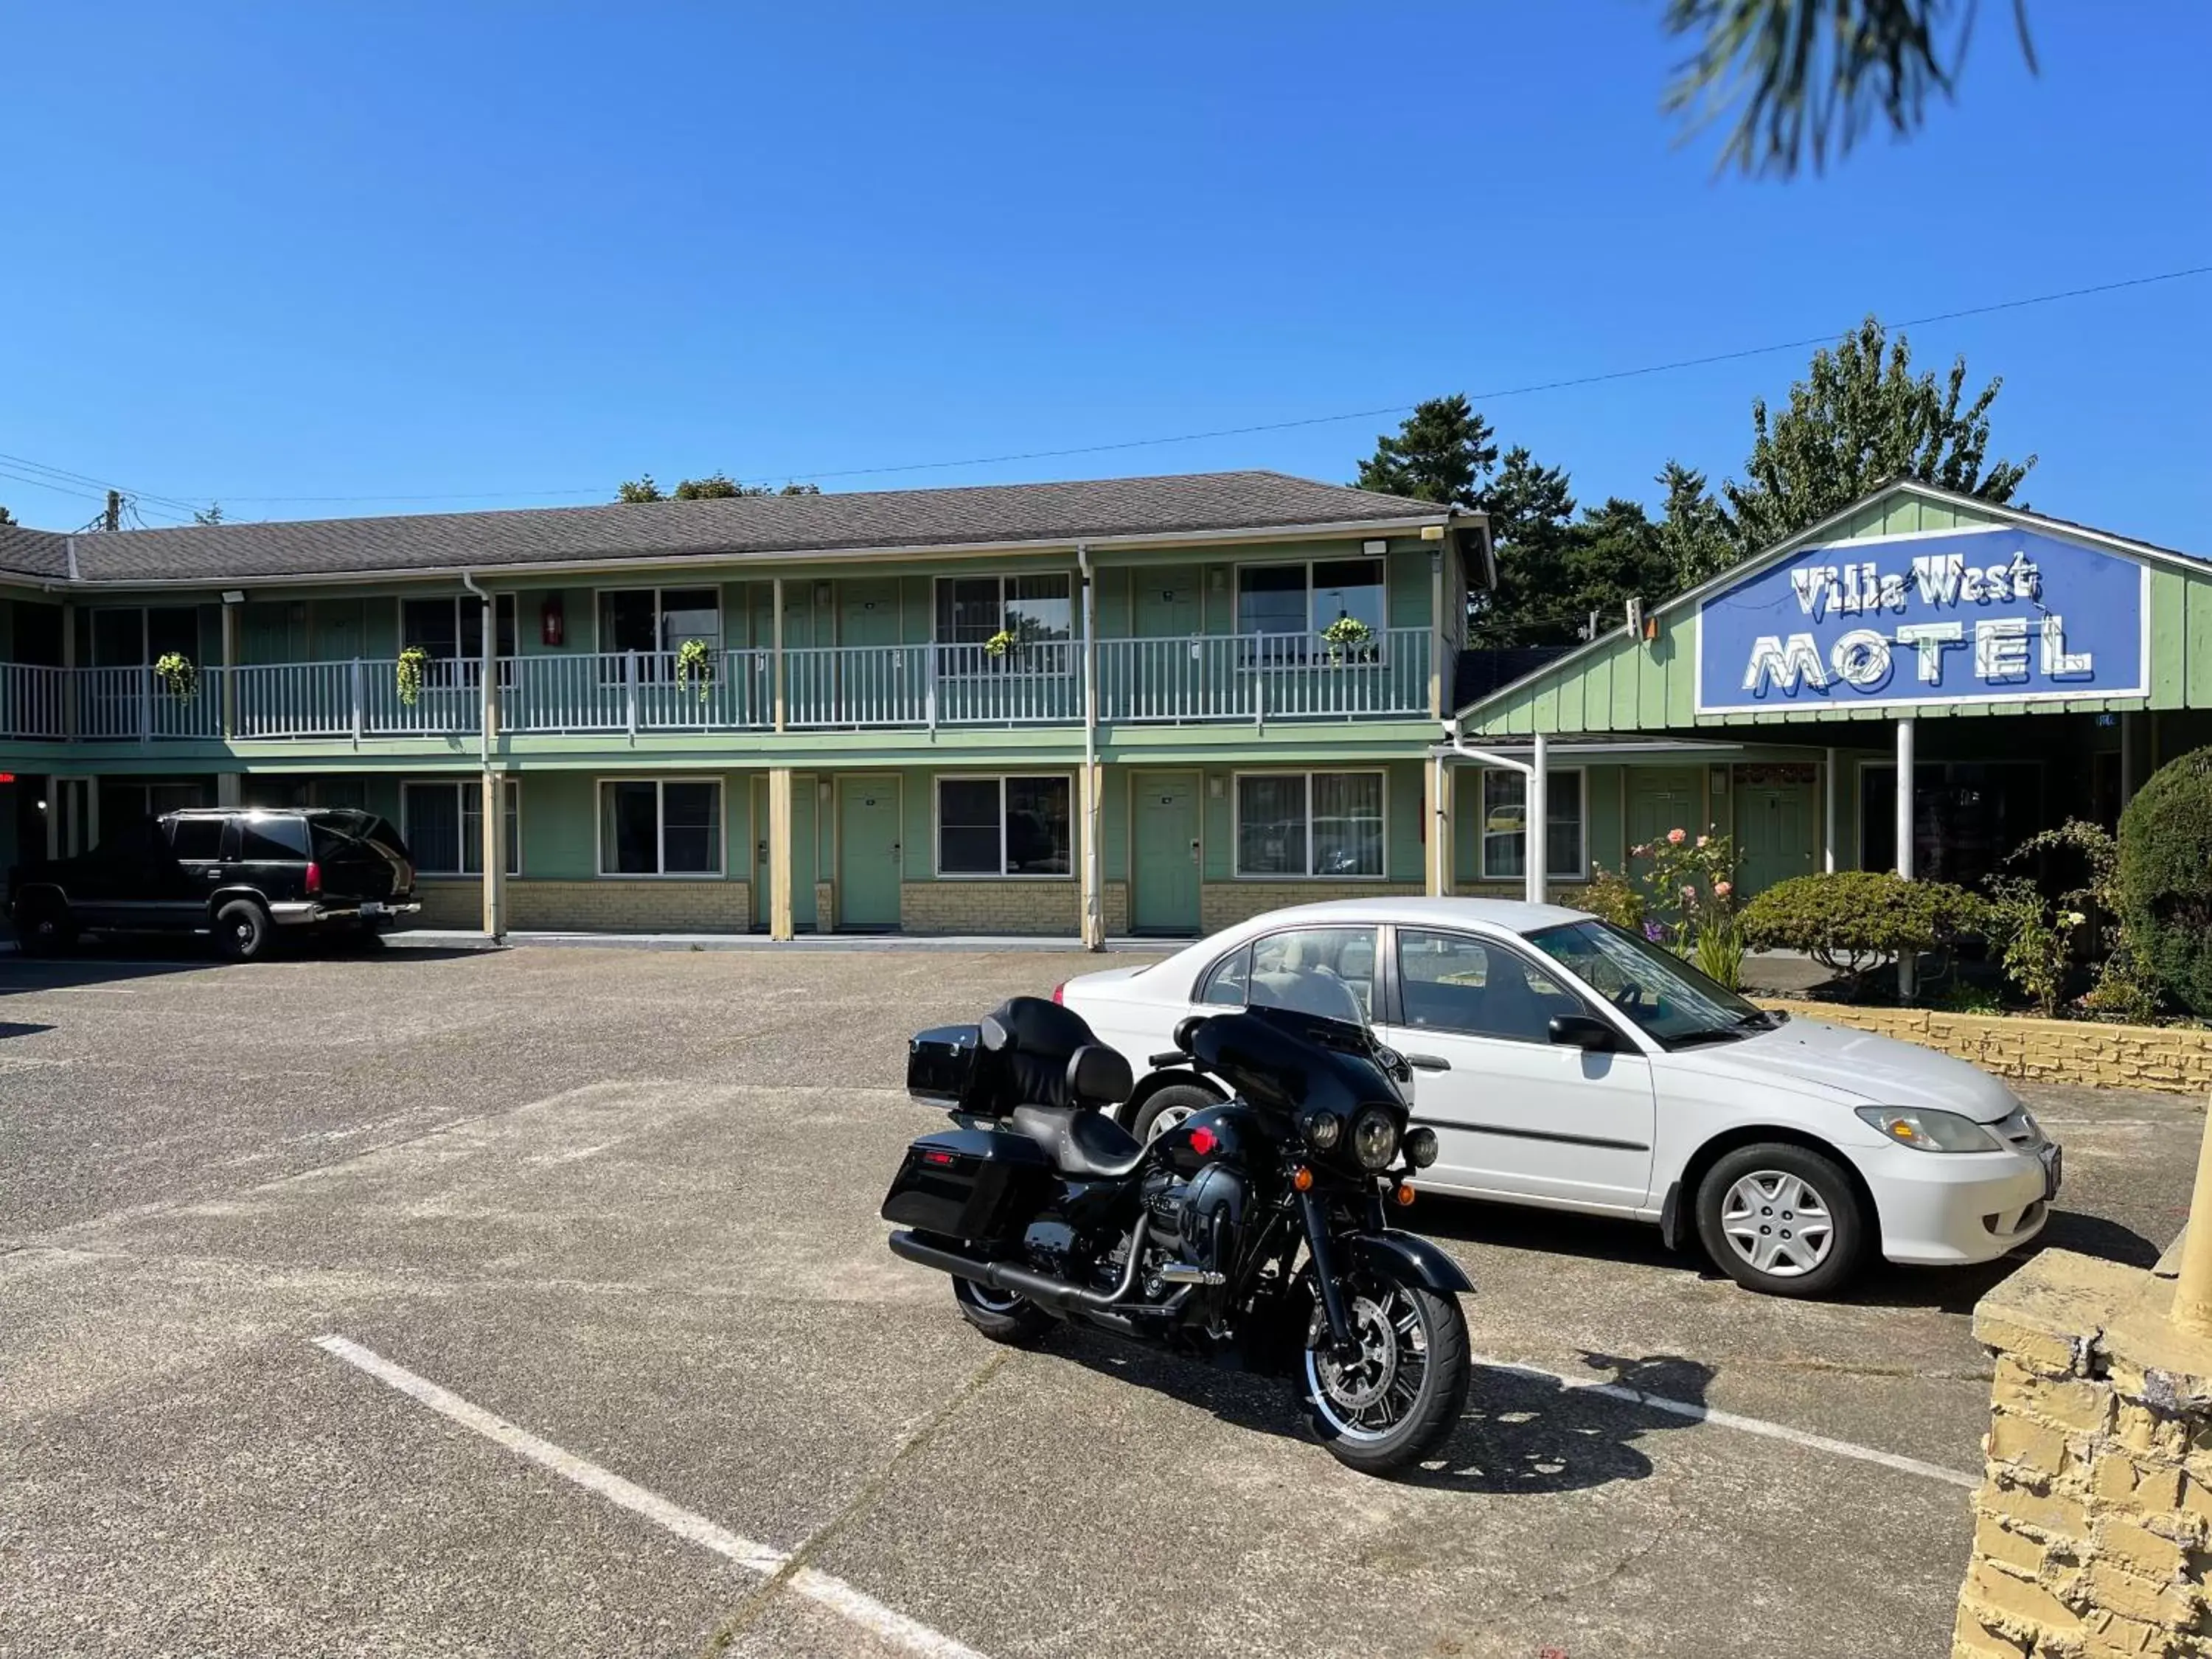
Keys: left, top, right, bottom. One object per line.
{"left": 880, "top": 993, "right": 1473, "bottom": 1474}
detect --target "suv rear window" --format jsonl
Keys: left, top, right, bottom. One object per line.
{"left": 167, "top": 817, "right": 225, "bottom": 859}
{"left": 237, "top": 815, "right": 310, "bottom": 860}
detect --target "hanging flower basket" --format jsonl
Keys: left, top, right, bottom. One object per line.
{"left": 1321, "top": 616, "right": 1375, "bottom": 662}
{"left": 153, "top": 652, "right": 198, "bottom": 701}
{"left": 675, "top": 638, "right": 715, "bottom": 701}
{"left": 395, "top": 647, "right": 431, "bottom": 707}
{"left": 983, "top": 628, "right": 1020, "bottom": 660}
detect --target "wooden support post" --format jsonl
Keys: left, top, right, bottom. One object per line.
{"left": 768, "top": 766, "right": 794, "bottom": 941}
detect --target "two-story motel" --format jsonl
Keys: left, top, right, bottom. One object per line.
{"left": 0, "top": 472, "right": 1489, "bottom": 943}
{"left": 4, "top": 471, "right": 2196, "bottom": 947}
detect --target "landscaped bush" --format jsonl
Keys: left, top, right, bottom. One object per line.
{"left": 1739, "top": 871, "right": 1986, "bottom": 997}
{"left": 2118, "top": 747, "right": 2212, "bottom": 1018}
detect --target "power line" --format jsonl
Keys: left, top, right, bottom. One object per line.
{"left": 3, "top": 260, "right": 2206, "bottom": 517}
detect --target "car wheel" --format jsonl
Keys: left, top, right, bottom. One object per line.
{"left": 1127, "top": 1082, "right": 1222, "bottom": 1143}
{"left": 15, "top": 896, "right": 75, "bottom": 956}
{"left": 1694, "top": 1142, "right": 1867, "bottom": 1298}
{"left": 215, "top": 899, "right": 272, "bottom": 963}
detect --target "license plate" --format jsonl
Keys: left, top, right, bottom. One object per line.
{"left": 2040, "top": 1144, "right": 2062, "bottom": 1200}
{"left": 361, "top": 901, "right": 386, "bottom": 918}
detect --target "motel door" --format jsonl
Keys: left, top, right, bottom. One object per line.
{"left": 1132, "top": 771, "right": 1201, "bottom": 935}
{"left": 836, "top": 776, "right": 901, "bottom": 931}
{"left": 1734, "top": 765, "right": 1817, "bottom": 900}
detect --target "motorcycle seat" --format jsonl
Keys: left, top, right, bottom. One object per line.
{"left": 1012, "top": 1102, "right": 1147, "bottom": 1180}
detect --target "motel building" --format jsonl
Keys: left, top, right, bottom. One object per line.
{"left": 0, "top": 473, "right": 1489, "bottom": 943}
{"left": 1440, "top": 480, "right": 2212, "bottom": 965}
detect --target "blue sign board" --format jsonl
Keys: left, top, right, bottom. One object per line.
{"left": 1696, "top": 525, "right": 2149, "bottom": 714}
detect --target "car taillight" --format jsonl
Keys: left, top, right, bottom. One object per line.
{"left": 1051, "top": 981, "right": 1066, "bottom": 1004}
{"left": 304, "top": 860, "right": 321, "bottom": 895}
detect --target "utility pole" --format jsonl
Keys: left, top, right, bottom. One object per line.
{"left": 103, "top": 490, "right": 121, "bottom": 533}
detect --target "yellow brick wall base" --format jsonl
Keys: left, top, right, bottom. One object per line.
{"left": 900, "top": 881, "right": 1080, "bottom": 936}
{"left": 1199, "top": 882, "right": 1424, "bottom": 935}
{"left": 1953, "top": 1248, "right": 2212, "bottom": 1658}
{"left": 411, "top": 881, "right": 483, "bottom": 928}
{"left": 486, "top": 880, "right": 753, "bottom": 933}
{"left": 1103, "top": 881, "right": 1130, "bottom": 937}
{"left": 1761, "top": 999, "right": 2212, "bottom": 1097}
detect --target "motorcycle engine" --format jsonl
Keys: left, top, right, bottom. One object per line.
{"left": 1138, "top": 1163, "right": 1250, "bottom": 1298}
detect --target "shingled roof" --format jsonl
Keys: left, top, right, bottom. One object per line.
{"left": 0, "top": 471, "right": 1455, "bottom": 585}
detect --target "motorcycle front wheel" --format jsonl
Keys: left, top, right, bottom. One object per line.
{"left": 1298, "top": 1267, "right": 1470, "bottom": 1475}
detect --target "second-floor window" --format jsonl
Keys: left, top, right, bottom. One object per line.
{"left": 1235, "top": 559, "right": 1386, "bottom": 660}
{"left": 598, "top": 588, "right": 722, "bottom": 658}
{"left": 933, "top": 575, "right": 1071, "bottom": 666}
{"left": 87, "top": 606, "right": 201, "bottom": 667}
{"left": 401, "top": 596, "right": 517, "bottom": 664}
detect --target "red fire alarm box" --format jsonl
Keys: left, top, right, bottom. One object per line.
{"left": 541, "top": 597, "right": 566, "bottom": 647}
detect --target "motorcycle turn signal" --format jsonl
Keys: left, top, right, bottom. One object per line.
{"left": 1392, "top": 1180, "right": 1417, "bottom": 1208}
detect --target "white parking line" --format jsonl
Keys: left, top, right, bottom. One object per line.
{"left": 1473, "top": 1352, "right": 1981, "bottom": 1490}
{"left": 312, "top": 1335, "right": 991, "bottom": 1659}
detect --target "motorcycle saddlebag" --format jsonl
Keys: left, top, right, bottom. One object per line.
{"left": 907, "top": 1023, "right": 995, "bottom": 1113}
{"left": 881, "top": 1127, "right": 1051, "bottom": 1242}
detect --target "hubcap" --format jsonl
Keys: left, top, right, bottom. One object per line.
{"left": 963, "top": 1279, "right": 1023, "bottom": 1314}
{"left": 1719, "top": 1170, "right": 1835, "bottom": 1278}
{"left": 1304, "top": 1285, "right": 1431, "bottom": 1442}
{"left": 1145, "top": 1103, "right": 1197, "bottom": 1142}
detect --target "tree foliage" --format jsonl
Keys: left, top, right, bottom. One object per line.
{"left": 2117, "top": 748, "right": 2212, "bottom": 1018}
{"left": 0, "top": 504, "right": 13, "bottom": 526}
{"left": 1354, "top": 394, "right": 1494, "bottom": 508}
{"left": 1655, "top": 461, "right": 1735, "bottom": 590}
{"left": 618, "top": 472, "right": 823, "bottom": 503}
{"left": 1661, "top": 0, "right": 2037, "bottom": 176}
{"left": 1721, "top": 316, "right": 2034, "bottom": 549}
{"left": 1739, "top": 870, "right": 1985, "bottom": 996}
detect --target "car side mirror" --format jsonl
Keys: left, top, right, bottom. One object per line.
{"left": 1548, "top": 1013, "right": 1618, "bottom": 1052}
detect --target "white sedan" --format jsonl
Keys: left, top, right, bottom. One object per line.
{"left": 1054, "top": 897, "right": 2060, "bottom": 1298}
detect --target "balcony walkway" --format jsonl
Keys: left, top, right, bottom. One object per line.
{"left": 0, "top": 629, "right": 1432, "bottom": 742}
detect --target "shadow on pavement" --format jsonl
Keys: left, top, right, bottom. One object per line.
{"left": 0, "top": 931, "right": 491, "bottom": 993}
{"left": 1049, "top": 1326, "right": 1709, "bottom": 1492}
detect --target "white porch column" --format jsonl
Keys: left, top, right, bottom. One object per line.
{"left": 1823, "top": 745, "right": 1838, "bottom": 874}
{"left": 1526, "top": 732, "right": 1548, "bottom": 906}
{"left": 1895, "top": 717, "right": 1916, "bottom": 1001}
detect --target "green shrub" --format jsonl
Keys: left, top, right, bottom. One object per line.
{"left": 1739, "top": 871, "right": 1986, "bottom": 998}
{"left": 2118, "top": 747, "right": 2212, "bottom": 1017}
{"left": 1579, "top": 863, "right": 1646, "bottom": 932}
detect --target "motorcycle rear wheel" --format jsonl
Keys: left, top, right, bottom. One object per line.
{"left": 1298, "top": 1270, "right": 1470, "bottom": 1475}
{"left": 951, "top": 1274, "right": 1054, "bottom": 1346}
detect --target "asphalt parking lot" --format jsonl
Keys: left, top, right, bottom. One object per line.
{"left": 1, "top": 943, "right": 2199, "bottom": 1659}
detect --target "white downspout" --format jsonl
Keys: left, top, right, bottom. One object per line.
{"left": 1444, "top": 725, "right": 1547, "bottom": 906}
{"left": 459, "top": 570, "right": 503, "bottom": 940}
{"left": 1077, "top": 543, "right": 1103, "bottom": 950}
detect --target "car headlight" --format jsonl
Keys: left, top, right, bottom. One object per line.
{"left": 1403, "top": 1126, "right": 1439, "bottom": 1169}
{"left": 1351, "top": 1107, "right": 1399, "bottom": 1171}
{"left": 1300, "top": 1109, "right": 1342, "bottom": 1152}
{"left": 1855, "top": 1105, "right": 2004, "bottom": 1153}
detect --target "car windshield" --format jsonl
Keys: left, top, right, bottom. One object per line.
{"left": 1523, "top": 919, "right": 1777, "bottom": 1049}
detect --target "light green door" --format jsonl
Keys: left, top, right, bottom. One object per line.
{"left": 839, "top": 580, "right": 902, "bottom": 647}
{"left": 1627, "top": 768, "right": 1705, "bottom": 861}
{"left": 1735, "top": 769, "right": 1817, "bottom": 899}
{"left": 838, "top": 776, "right": 902, "bottom": 931}
{"left": 751, "top": 776, "right": 819, "bottom": 931}
{"left": 1135, "top": 566, "right": 1200, "bottom": 636}
{"left": 1132, "top": 771, "right": 1201, "bottom": 934}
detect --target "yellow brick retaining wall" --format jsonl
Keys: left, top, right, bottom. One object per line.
{"left": 900, "top": 880, "right": 1081, "bottom": 936}
{"left": 506, "top": 879, "right": 751, "bottom": 932}
{"left": 1953, "top": 1249, "right": 2212, "bottom": 1658}
{"left": 411, "top": 881, "right": 481, "bottom": 928}
{"left": 1761, "top": 1001, "right": 2212, "bottom": 1097}
{"left": 1199, "top": 882, "right": 1424, "bottom": 935}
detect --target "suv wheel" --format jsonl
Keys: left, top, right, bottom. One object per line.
{"left": 1694, "top": 1142, "right": 1868, "bottom": 1298}
{"left": 215, "top": 899, "right": 272, "bottom": 963}
{"left": 16, "top": 895, "right": 75, "bottom": 956}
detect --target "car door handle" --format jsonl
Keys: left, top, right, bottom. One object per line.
{"left": 1406, "top": 1054, "right": 1451, "bottom": 1072}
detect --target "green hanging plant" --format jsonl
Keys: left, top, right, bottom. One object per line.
{"left": 1321, "top": 616, "right": 1375, "bottom": 661}
{"left": 153, "top": 651, "right": 198, "bottom": 701}
{"left": 675, "top": 637, "right": 715, "bottom": 700}
{"left": 983, "top": 627, "right": 1020, "bottom": 659}
{"left": 395, "top": 646, "right": 431, "bottom": 706}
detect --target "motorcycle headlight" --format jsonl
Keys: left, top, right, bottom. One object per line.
{"left": 1351, "top": 1107, "right": 1398, "bottom": 1172}
{"left": 1403, "top": 1126, "right": 1439, "bottom": 1169}
{"left": 1300, "top": 1109, "right": 1342, "bottom": 1151}
{"left": 1854, "top": 1105, "right": 2003, "bottom": 1153}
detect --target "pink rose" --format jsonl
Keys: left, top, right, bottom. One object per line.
{"left": 1714, "top": 880, "right": 1733, "bottom": 897}
{"left": 1695, "top": 835, "right": 1709, "bottom": 849}
{"left": 1680, "top": 885, "right": 1697, "bottom": 902}
{"left": 1666, "top": 828, "right": 1686, "bottom": 846}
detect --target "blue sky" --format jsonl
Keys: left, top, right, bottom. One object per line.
{"left": 2, "top": 3, "right": 2206, "bottom": 545}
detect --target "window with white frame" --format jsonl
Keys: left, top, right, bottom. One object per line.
{"left": 1479, "top": 769, "right": 1585, "bottom": 882}
{"left": 597, "top": 588, "right": 722, "bottom": 656}
{"left": 403, "top": 779, "right": 520, "bottom": 876}
{"left": 400, "top": 595, "right": 518, "bottom": 661}
{"left": 1235, "top": 771, "right": 1384, "bottom": 877}
{"left": 933, "top": 575, "right": 1072, "bottom": 661}
{"left": 598, "top": 779, "right": 722, "bottom": 875}
{"left": 1234, "top": 559, "right": 1385, "bottom": 650}
{"left": 936, "top": 776, "right": 1071, "bottom": 876}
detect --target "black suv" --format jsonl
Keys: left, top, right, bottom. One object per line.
{"left": 8, "top": 807, "right": 420, "bottom": 961}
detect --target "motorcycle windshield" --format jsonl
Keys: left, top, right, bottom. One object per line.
{"left": 1189, "top": 1004, "right": 1402, "bottom": 1119}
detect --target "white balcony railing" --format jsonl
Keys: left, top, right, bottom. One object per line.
{"left": 0, "top": 629, "right": 1431, "bottom": 742}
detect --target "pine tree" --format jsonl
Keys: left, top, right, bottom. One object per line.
{"left": 1354, "top": 394, "right": 1497, "bottom": 507}
{"left": 1656, "top": 461, "right": 1736, "bottom": 588}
